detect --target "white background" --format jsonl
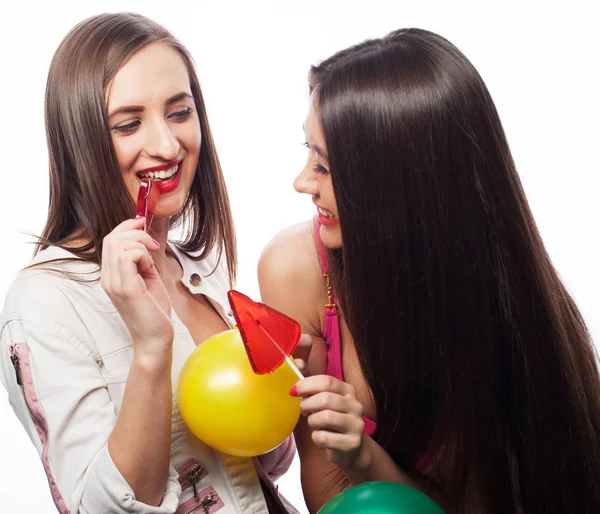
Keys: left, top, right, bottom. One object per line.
{"left": 0, "top": 1, "right": 598, "bottom": 512}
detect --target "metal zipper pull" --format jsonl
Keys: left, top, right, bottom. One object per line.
{"left": 185, "top": 492, "right": 218, "bottom": 514}
{"left": 10, "top": 346, "right": 21, "bottom": 386}
{"left": 199, "top": 492, "right": 217, "bottom": 514}
{"left": 188, "top": 464, "right": 203, "bottom": 499}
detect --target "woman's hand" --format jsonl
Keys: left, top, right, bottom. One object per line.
{"left": 292, "top": 375, "right": 368, "bottom": 471}
{"left": 100, "top": 217, "right": 173, "bottom": 360}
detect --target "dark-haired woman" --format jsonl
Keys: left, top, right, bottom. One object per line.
{"left": 259, "top": 28, "right": 600, "bottom": 514}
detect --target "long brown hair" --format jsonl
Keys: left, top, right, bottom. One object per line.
{"left": 39, "top": 12, "right": 236, "bottom": 282}
{"left": 311, "top": 28, "right": 600, "bottom": 513}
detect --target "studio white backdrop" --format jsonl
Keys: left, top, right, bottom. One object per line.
{"left": 0, "top": 1, "right": 598, "bottom": 512}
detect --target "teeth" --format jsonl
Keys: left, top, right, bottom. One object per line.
{"left": 318, "top": 207, "right": 336, "bottom": 219}
{"left": 138, "top": 164, "right": 178, "bottom": 180}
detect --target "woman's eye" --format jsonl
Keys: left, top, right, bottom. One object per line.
{"left": 313, "top": 164, "right": 330, "bottom": 175}
{"left": 113, "top": 120, "right": 140, "bottom": 133}
{"left": 169, "top": 107, "right": 193, "bottom": 121}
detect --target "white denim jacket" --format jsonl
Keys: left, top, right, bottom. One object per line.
{"left": 0, "top": 244, "right": 299, "bottom": 514}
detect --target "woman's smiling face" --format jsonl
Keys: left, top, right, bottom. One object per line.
{"left": 106, "top": 41, "right": 202, "bottom": 219}
{"left": 294, "top": 100, "right": 342, "bottom": 249}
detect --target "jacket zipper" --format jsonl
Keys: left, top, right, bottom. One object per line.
{"left": 186, "top": 463, "right": 203, "bottom": 499}
{"left": 186, "top": 491, "right": 218, "bottom": 514}
{"left": 10, "top": 344, "right": 21, "bottom": 386}
{"left": 10, "top": 345, "right": 44, "bottom": 430}
{"left": 9, "top": 343, "right": 70, "bottom": 514}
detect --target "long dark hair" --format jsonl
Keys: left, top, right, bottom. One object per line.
{"left": 38, "top": 12, "right": 236, "bottom": 282}
{"left": 311, "top": 28, "right": 600, "bottom": 513}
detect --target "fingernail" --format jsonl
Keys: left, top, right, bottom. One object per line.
{"left": 289, "top": 385, "right": 298, "bottom": 397}
{"left": 135, "top": 215, "right": 143, "bottom": 220}
{"left": 152, "top": 239, "right": 160, "bottom": 247}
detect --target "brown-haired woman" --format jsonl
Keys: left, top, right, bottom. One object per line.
{"left": 0, "top": 13, "right": 297, "bottom": 514}
{"left": 259, "top": 28, "right": 600, "bottom": 514}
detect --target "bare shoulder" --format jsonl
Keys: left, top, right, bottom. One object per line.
{"left": 258, "top": 220, "right": 321, "bottom": 292}
{"left": 258, "top": 220, "right": 324, "bottom": 333}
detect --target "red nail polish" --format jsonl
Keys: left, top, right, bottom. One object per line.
{"left": 152, "top": 239, "right": 160, "bottom": 247}
{"left": 289, "top": 385, "right": 298, "bottom": 397}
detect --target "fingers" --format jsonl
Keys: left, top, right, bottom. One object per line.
{"left": 294, "top": 358, "right": 306, "bottom": 373}
{"left": 307, "top": 408, "right": 365, "bottom": 434}
{"left": 293, "top": 333, "right": 312, "bottom": 362}
{"left": 102, "top": 248, "right": 153, "bottom": 299}
{"left": 104, "top": 227, "right": 160, "bottom": 253}
{"left": 101, "top": 217, "right": 160, "bottom": 298}
{"left": 292, "top": 375, "right": 366, "bottom": 468}
{"left": 294, "top": 374, "right": 355, "bottom": 398}
{"left": 102, "top": 218, "right": 160, "bottom": 269}
{"left": 294, "top": 376, "right": 365, "bottom": 432}
{"left": 297, "top": 334, "right": 312, "bottom": 350}
{"left": 300, "top": 390, "right": 364, "bottom": 417}
{"left": 311, "top": 429, "right": 363, "bottom": 453}
{"left": 108, "top": 242, "right": 153, "bottom": 292}
{"left": 115, "top": 249, "right": 155, "bottom": 298}
{"left": 111, "top": 216, "right": 146, "bottom": 233}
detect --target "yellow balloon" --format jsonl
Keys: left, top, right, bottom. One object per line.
{"left": 178, "top": 328, "right": 301, "bottom": 457}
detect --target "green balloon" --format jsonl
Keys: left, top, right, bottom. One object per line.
{"left": 318, "top": 481, "right": 445, "bottom": 514}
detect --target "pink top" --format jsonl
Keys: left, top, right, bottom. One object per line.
{"left": 314, "top": 217, "right": 434, "bottom": 471}
{"left": 314, "top": 216, "right": 378, "bottom": 436}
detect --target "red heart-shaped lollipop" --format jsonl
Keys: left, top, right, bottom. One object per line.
{"left": 136, "top": 179, "right": 161, "bottom": 232}
{"left": 227, "top": 290, "right": 301, "bottom": 374}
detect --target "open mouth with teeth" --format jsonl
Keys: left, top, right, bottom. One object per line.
{"left": 136, "top": 161, "right": 182, "bottom": 194}
{"left": 317, "top": 206, "right": 340, "bottom": 227}
{"left": 318, "top": 207, "right": 336, "bottom": 219}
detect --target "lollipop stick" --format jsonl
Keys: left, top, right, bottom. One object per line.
{"left": 283, "top": 354, "right": 305, "bottom": 381}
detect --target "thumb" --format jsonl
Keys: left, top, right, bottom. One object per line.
{"left": 294, "top": 333, "right": 313, "bottom": 362}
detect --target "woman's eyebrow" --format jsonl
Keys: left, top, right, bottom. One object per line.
{"left": 108, "top": 92, "right": 193, "bottom": 118}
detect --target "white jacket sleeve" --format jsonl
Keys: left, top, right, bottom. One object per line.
{"left": 0, "top": 314, "right": 181, "bottom": 514}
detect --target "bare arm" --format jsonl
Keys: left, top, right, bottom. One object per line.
{"left": 295, "top": 426, "right": 423, "bottom": 512}
{"left": 108, "top": 352, "right": 173, "bottom": 506}
{"left": 102, "top": 217, "right": 175, "bottom": 506}
{"left": 295, "top": 414, "right": 348, "bottom": 513}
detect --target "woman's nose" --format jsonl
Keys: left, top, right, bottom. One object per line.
{"left": 294, "top": 165, "right": 319, "bottom": 195}
{"left": 145, "top": 119, "right": 180, "bottom": 161}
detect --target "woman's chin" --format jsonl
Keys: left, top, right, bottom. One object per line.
{"left": 320, "top": 225, "right": 343, "bottom": 249}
